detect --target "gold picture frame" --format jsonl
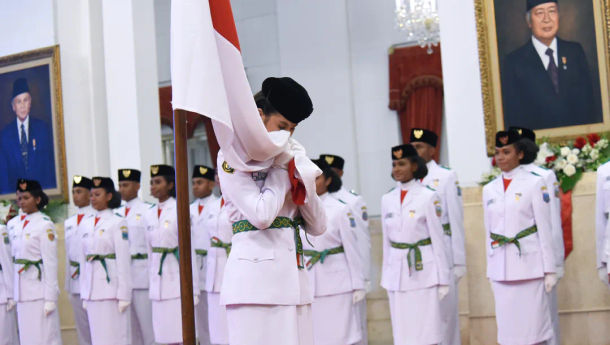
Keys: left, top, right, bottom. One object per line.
{"left": 475, "top": 0, "right": 610, "bottom": 154}
{"left": 0, "top": 46, "right": 68, "bottom": 201}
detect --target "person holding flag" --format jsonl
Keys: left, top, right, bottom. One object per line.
{"left": 217, "top": 77, "right": 327, "bottom": 345}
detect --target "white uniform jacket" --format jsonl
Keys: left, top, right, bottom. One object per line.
{"left": 11, "top": 211, "right": 59, "bottom": 302}
{"left": 0, "top": 225, "right": 14, "bottom": 304}
{"left": 303, "top": 193, "right": 364, "bottom": 297}
{"left": 217, "top": 151, "right": 326, "bottom": 306}
{"left": 79, "top": 209, "right": 132, "bottom": 301}
{"left": 380, "top": 181, "right": 450, "bottom": 291}
{"left": 204, "top": 198, "right": 232, "bottom": 293}
{"left": 421, "top": 160, "right": 466, "bottom": 267}
{"left": 483, "top": 167, "right": 556, "bottom": 281}
{"left": 190, "top": 194, "right": 219, "bottom": 291}
{"left": 145, "top": 198, "right": 199, "bottom": 300}
{"left": 523, "top": 163, "right": 564, "bottom": 272}
{"left": 116, "top": 198, "right": 153, "bottom": 290}
{"left": 64, "top": 205, "right": 94, "bottom": 294}
{"left": 596, "top": 161, "right": 610, "bottom": 268}
{"left": 330, "top": 186, "right": 371, "bottom": 288}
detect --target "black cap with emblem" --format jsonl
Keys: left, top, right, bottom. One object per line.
{"left": 508, "top": 126, "right": 536, "bottom": 142}
{"left": 72, "top": 175, "right": 93, "bottom": 190}
{"left": 118, "top": 169, "right": 141, "bottom": 182}
{"left": 150, "top": 164, "right": 175, "bottom": 178}
{"left": 91, "top": 177, "right": 116, "bottom": 191}
{"left": 319, "top": 154, "right": 345, "bottom": 170}
{"left": 527, "top": 0, "right": 557, "bottom": 11}
{"left": 16, "top": 178, "right": 42, "bottom": 192}
{"left": 261, "top": 77, "right": 313, "bottom": 124}
{"left": 192, "top": 165, "right": 216, "bottom": 181}
{"left": 409, "top": 128, "right": 438, "bottom": 147}
{"left": 495, "top": 130, "right": 521, "bottom": 148}
{"left": 391, "top": 144, "right": 418, "bottom": 160}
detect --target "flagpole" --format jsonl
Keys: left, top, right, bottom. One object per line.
{"left": 173, "top": 108, "right": 196, "bottom": 345}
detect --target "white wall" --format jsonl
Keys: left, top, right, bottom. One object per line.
{"left": 0, "top": 0, "right": 55, "bottom": 57}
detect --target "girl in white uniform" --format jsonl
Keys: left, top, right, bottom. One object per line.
{"left": 0, "top": 222, "right": 18, "bottom": 345}
{"left": 146, "top": 164, "right": 200, "bottom": 345}
{"left": 380, "top": 144, "right": 450, "bottom": 345}
{"left": 483, "top": 130, "right": 557, "bottom": 345}
{"left": 80, "top": 177, "right": 132, "bottom": 345}
{"left": 12, "top": 179, "right": 62, "bottom": 345}
{"left": 305, "top": 158, "right": 365, "bottom": 345}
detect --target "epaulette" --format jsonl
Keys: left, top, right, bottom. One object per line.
{"left": 440, "top": 165, "right": 451, "bottom": 170}
{"left": 349, "top": 190, "right": 359, "bottom": 196}
{"left": 114, "top": 213, "right": 124, "bottom": 218}
{"left": 387, "top": 187, "right": 396, "bottom": 193}
{"left": 426, "top": 185, "right": 436, "bottom": 191}
{"left": 338, "top": 199, "right": 347, "bottom": 204}
{"left": 148, "top": 203, "right": 156, "bottom": 209}
{"left": 530, "top": 171, "right": 541, "bottom": 177}
{"left": 42, "top": 216, "right": 51, "bottom": 221}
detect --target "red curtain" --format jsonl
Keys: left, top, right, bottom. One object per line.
{"left": 158, "top": 86, "right": 220, "bottom": 167}
{"left": 389, "top": 45, "right": 444, "bottom": 161}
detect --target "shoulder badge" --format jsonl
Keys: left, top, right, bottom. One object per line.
{"left": 121, "top": 226, "right": 129, "bottom": 240}
{"left": 46, "top": 229, "right": 55, "bottom": 242}
{"left": 542, "top": 186, "right": 550, "bottom": 203}
{"left": 361, "top": 206, "right": 368, "bottom": 221}
{"left": 222, "top": 161, "right": 235, "bottom": 174}
{"left": 456, "top": 181, "right": 462, "bottom": 196}
{"left": 434, "top": 200, "right": 442, "bottom": 217}
{"left": 3, "top": 232, "right": 9, "bottom": 245}
{"left": 347, "top": 213, "right": 356, "bottom": 228}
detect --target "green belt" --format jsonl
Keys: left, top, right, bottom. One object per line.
{"left": 194, "top": 249, "right": 208, "bottom": 270}
{"left": 152, "top": 247, "right": 179, "bottom": 275}
{"left": 442, "top": 223, "right": 451, "bottom": 236}
{"left": 69, "top": 260, "right": 80, "bottom": 279}
{"left": 390, "top": 238, "right": 432, "bottom": 272}
{"left": 131, "top": 253, "right": 148, "bottom": 260}
{"left": 210, "top": 237, "right": 232, "bottom": 256}
{"left": 86, "top": 254, "right": 116, "bottom": 283}
{"left": 303, "top": 246, "right": 344, "bottom": 269}
{"left": 232, "top": 216, "right": 305, "bottom": 269}
{"left": 14, "top": 258, "right": 43, "bottom": 280}
{"left": 490, "top": 225, "right": 538, "bottom": 256}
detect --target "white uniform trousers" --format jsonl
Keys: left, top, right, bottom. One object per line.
{"left": 195, "top": 292, "right": 211, "bottom": 345}
{"left": 207, "top": 292, "right": 229, "bottom": 345}
{"left": 491, "top": 278, "right": 552, "bottom": 345}
{"left": 354, "top": 299, "right": 368, "bottom": 345}
{"left": 69, "top": 293, "right": 92, "bottom": 345}
{"left": 152, "top": 298, "right": 183, "bottom": 344}
{"left": 17, "top": 299, "right": 62, "bottom": 345}
{"left": 87, "top": 300, "right": 131, "bottom": 345}
{"left": 226, "top": 304, "right": 314, "bottom": 345}
{"left": 0, "top": 303, "right": 18, "bottom": 345}
{"left": 388, "top": 287, "right": 443, "bottom": 345}
{"left": 312, "top": 292, "right": 361, "bottom": 345}
{"left": 131, "top": 289, "right": 155, "bottom": 345}
{"left": 440, "top": 274, "right": 461, "bottom": 345}
{"left": 547, "top": 285, "right": 560, "bottom": 345}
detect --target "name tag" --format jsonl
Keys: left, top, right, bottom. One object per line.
{"left": 486, "top": 199, "right": 495, "bottom": 206}
{"left": 251, "top": 172, "right": 267, "bottom": 181}
{"left": 384, "top": 213, "right": 394, "bottom": 219}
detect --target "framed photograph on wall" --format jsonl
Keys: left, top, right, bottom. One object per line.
{"left": 475, "top": 0, "right": 610, "bottom": 154}
{"left": 0, "top": 45, "right": 67, "bottom": 200}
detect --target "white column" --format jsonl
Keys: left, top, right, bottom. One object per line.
{"left": 101, "top": 0, "right": 163, "bottom": 200}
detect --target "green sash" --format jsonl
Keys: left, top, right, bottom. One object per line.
{"left": 86, "top": 253, "right": 116, "bottom": 283}
{"left": 490, "top": 225, "right": 538, "bottom": 256}
{"left": 152, "top": 247, "right": 179, "bottom": 275}
{"left": 390, "top": 238, "right": 433, "bottom": 272}
{"left": 303, "top": 246, "right": 344, "bottom": 270}
{"left": 210, "top": 237, "right": 232, "bottom": 256}
{"left": 69, "top": 260, "right": 80, "bottom": 279}
{"left": 14, "top": 258, "right": 43, "bottom": 280}
{"left": 442, "top": 223, "right": 451, "bottom": 236}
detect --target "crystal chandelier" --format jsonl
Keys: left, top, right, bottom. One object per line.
{"left": 395, "top": 0, "right": 440, "bottom": 54}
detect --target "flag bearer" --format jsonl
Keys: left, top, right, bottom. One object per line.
{"left": 381, "top": 144, "right": 450, "bottom": 345}
{"left": 64, "top": 175, "right": 94, "bottom": 345}
{"left": 483, "top": 130, "right": 557, "bottom": 345}
{"left": 117, "top": 168, "right": 156, "bottom": 345}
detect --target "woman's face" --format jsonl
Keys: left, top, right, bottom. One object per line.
{"left": 150, "top": 176, "right": 173, "bottom": 200}
{"left": 18, "top": 191, "right": 40, "bottom": 214}
{"left": 392, "top": 158, "right": 417, "bottom": 183}
{"left": 90, "top": 188, "right": 112, "bottom": 211}
{"left": 315, "top": 174, "right": 332, "bottom": 196}
{"left": 259, "top": 109, "right": 297, "bottom": 135}
{"left": 495, "top": 144, "right": 523, "bottom": 172}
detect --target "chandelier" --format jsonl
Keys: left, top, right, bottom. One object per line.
{"left": 394, "top": 0, "right": 440, "bottom": 54}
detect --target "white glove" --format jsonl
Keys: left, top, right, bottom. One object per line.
{"left": 555, "top": 265, "right": 565, "bottom": 279}
{"left": 118, "top": 300, "right": 131, "bottom": 313}
{"left": 544, "top": 273, "right": 558, "bottom": 293}
{"left": 194, "top": 294, "right": 200, "bottom": 306}
{"left": 82, "top": 300, "right": 88, "bottom": 310}
{"left": 453, "top": 265, "right": 466, "bottom": 282}
{"left": 6, "top": 299, "right": 16, "bottom": 312}
{"left": 43, "top": 301, "right": 57, "bottom": 316}
{"left": 438, "top": 285, "right": 449, "bottom": 301}
{"left": 352, "top": 290, "right": 366, "bottom": 304}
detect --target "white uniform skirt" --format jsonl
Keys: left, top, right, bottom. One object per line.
{"left": 196, "top": 292, "right": 210, "bottom": 345}
{"left": 388, "top": 287, "right": 443, "bottom": 345}
{"left": 0, "top": 303, "right": 18, "bottom": 345}
{"left": 491, "top": 278, "right": 552, "bottom": 345}
{"left": 312, "top": 292, "right": 361, "bottom": 345}
{"left": 17, "top": 299, "right": 62, "bottom": 345}
{"left": 208, "top": 292, "right": 229, "bottom": 344}
{"left": 87, "top": 299, "right": 131, "bottom": 345}
{"left": 152, "top": 298, "right": 183, "bottom": 343}
{"left": 226, "top": 304, "right": 313, "bottom": 345}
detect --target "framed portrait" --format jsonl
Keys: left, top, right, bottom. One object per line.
{"left": 0, "top": 46, "right": 67, "bottom": 200}
{"left": 475, "top": 0, "right": 610, "bottom": 154}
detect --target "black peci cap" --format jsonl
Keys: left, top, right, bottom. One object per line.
{"left": 391, "top": 144, "right": 418, "bottom": 160}
{"left": 409, "top": 128, "right": 438, "bottom": 147}
{"left": 16, "top": 178, "right": 42, "bottom": 192}
{"left": 150, "top": 164, "right": 175, "bottom": 178}
{"left": 261, "top": 77, "right": 313, "bottom": 124}
{"left": 72, "top": 175, "right": 93, "bottom": 190}
{"left": 91, "top": 177, "right": 116, "bottom": 191}
{"left": 319, "top": 154, "right": 345, "bottom": 170}
{"left": 12, "top": 78, "right": 30, "bottom": 99}
{"left": 118, "top": 169, "right": 141, "bottom": 182}
{"left": 495, "top": 130, "right": 521, "bottom": 148}
{"left": 192, "top": 165, "right": 216, "bottom": 181}
{"left": 527, "top": 0, "right": 557, "bottom": 11}
{"left": 508, "top": 126, "right": 536, "bottom": 142}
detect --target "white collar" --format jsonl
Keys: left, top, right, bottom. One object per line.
{"left": 399, "top": 179, "right": 418, "bottom": 191}
{"left": 125, "top": 197, "right": 141, "bottom": 208}
{"left": 532, "top": 36, "right": 558, "bottom": 63}
{"left": 502, "top": 166, "right": 522, "bottom": 179}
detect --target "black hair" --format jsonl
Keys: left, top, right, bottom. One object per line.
{"left": 409, "top": 156, "right": 428, "bottom": 180}
{"left": 161, "top": 175, "right": 177, "bottom": 198}
{"left": 29, "top": 189, "right": 49, "bottom": 210}
{"left": 254, "top": 91, "right": 278, "bottom": 116}
{"left": 515, "top": 138, "right": 539, "bottom": 164}
{"left": 94, "top": 185, "right": 123, "bottom": 209}
{"left": 325, "top": 168, "right": 343, "bottom": 193}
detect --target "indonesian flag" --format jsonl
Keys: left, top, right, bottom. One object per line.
{"left": 170, "top": 0, "right": 320, "bottom": 200}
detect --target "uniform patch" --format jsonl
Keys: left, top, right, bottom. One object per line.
{"left": 121, "top": 226, "right": 129, "bottom": 240}
{"left": 553, "top": 182, "right": 560, "bottom": 198}
{"left": 222, "top": 161, "right": 234, "bottom": 174}
{"left": 347, "top": 213, "right": 356, "bottom": 228}
{"left": 456, "top": 181, "right": 462, "bottom": 196}
{"left": 434, "top": 200, "right": 442, "bottom": 217}
{"left": 46, "top": 229, "right": 55, "bottom": 241}
{"left": 3, "top": 232, "right": 9, "bottom": 244}
{"left": 361, "top": 206, "right": 368, "bottom": 221}
{"left": 135, "top": 214, "right": 141, "bottom": 221}
{"left": 515, "top": 193, "right": 522, "bottom": 201}
{"left": 409, "top": 210, "right": 416, "bottom": 218}
{"left": 164, "top": 220, "right": 170, "bottom": 229}
{"left": 543, "top": 193, "right": 550, "bottom": 203}
{"left": 433, "top": 179, "right": 440, "bottom": 187}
